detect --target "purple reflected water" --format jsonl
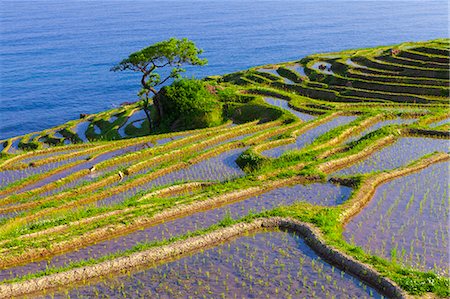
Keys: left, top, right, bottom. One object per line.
{"left": 50, "top": 231, "right": 381, "bottom": 299}
{"left": 74, "top": 121, "right": 90, "bottom": 142}
{"left": 4, "top": 142, "right": 155, "bottom": 197}
{"left": 0, "top": 155, "right": 90, "bottom": 189}
{"left": 20, "top": 149, "right": 82, "bottom": 164}
{"left": 286, "top": 63, "right": 307, "bottom": 76}
{"left": 0, "top": 182, "right": 351, "bottom": 281}
{"left": 344, "top": 162, "right": 449, "bottom": 276}
{"left": 5, "top": 135, "right": 188, "bottom": 199}
{"left": 311, "top": 61, "right": 334, "bottom": 75}
{"left": 264, "top": 97, "right": 316, "bottom": 122}
{"left": 96, "top": 148, "right": 246, "bottom": 207}
{"left": 336, "top": 137, "right": 449, "bottom": 175}
{"left": 117, "top": 109, "right": 146, "bottom": 138}
{"left": 345, "top": 118, "right": 416, "bottom": 144}
{"left": 262, "top": 116, "right": 356, "bottom": 158}
{"left": 429, "top": 117, "right": 449, "bottom": 128}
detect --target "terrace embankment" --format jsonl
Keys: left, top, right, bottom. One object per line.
{"left": 57, "top": 230, "right": 381, "bottom": 298}
{"left": 0, "top": 217, "right": 405, "bottom": 299}
{"left": 262, "top": 115, "right": 356, "bottom": 158}
{"left": 0, "top": 176, "right": 317, "bottom": 271}
{"left": 0, "top": 179, "right": 350, "bottom": 281}
{"left": 344, "top": 161, "right": 449, "bottom": 275}
{"left": 0, "top": 121, "right": 269, "bottom": 219}
{"left": 334, "top": 136, "right": 449, "bottom": 176}
{"left": 338, "top": 152, "right": 449, "bottom": 224}
{"left": 1, "top": 39, "right": 449, "bottom": 298}
{"left": 5, "top": 182, "right": 212, "bottom": 243}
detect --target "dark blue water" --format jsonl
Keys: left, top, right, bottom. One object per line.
{"left": 1, "top": 0, "right": 448, "bottom": 139}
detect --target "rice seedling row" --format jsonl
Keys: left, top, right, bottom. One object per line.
{"left": 345, "top": 117, "right": 416, "bottom": 144}
{"left": 0, "top": 156, "right": 91, "bottom": 189}
{"left": 263, "top": 97, "right": 316, "bottom": 121}
{"left": 95, "top": 148, "right": 247, "bottom": 207}
{"left": 1, "top": 39, "right": 449, "bottom": 298}
{"left": 336, "top": 137, "right": 448, "bottom": 175}
{"left": 50, "top": 231, "right": 381, "bottom": 299}
{"left": 344, "top": 161, "right": 449, "bottom": 276}
{"left": 429, "top": 117, "right": 450, "bottom": 128}
{"left": 0, "top": 122, "right": 255, "bottom": 210}
{"left": 0, "top": 181, "right": 350, "bottom": 281}
{"left": 262, "top": 116, "right": 356, "bottom": 158}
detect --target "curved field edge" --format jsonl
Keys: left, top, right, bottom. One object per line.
{"left": 336, "top": 152, "right": 450, "bottom": 224}
{"left": 0, "top": 217, "right": 405, "bottom": 299}
{"left": 0, "top": 38, "right": 449, "bottom": 298}
{"left": 0, "top": 152, "right": 448, "bottom": 298}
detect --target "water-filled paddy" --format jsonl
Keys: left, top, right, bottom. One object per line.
{"left": 3, "top": 142, "right": 155, "bottom": 197}
{"left": 48, "top": 231, "right": 381, "bottom": 299}
{"left": 74, "top": 121, "right": 90, "bottom": 142}
{"left": 262, "top": 116, "right": 356, "bottom": 158}
{"left": 286, "top": 63, "right": 306, "bottom": 76}
{"left": 311, "top": 62, "right": 334, "bottom": 74}
{"left": 107, "top": 115, "right": 118, "bottom": 123}
{"left": 20, "top": 149, "right": 82, "bottom": 165}
{"left": 346, "top": 58, "right": 368, "bottom": 69}
{"left": 4, "top": 135, "right": 190, "bottom": 200}
{"left": 96, "top": 148, "right": 246, "bottom": 207}
{"left": 429, "top": 117, "right": 449, "bottom": 128}
{"left": 3, "top": 138, "right": 22, "bottom": 154}
{"left": 344, "top": 161, "right": 449, "bottom": 275}
{"left": 257, "top": 68, "right": 279, "bottom": 76}
{"left": 345, "top": 117, "right": 416, "bottom": 144}
{"left": 117, "top": 109, "right": 147, "bottom": 137}
{"left": 0, "top": 182, "right": 351, "bottom": 281}
{"left": 264, "top": 97, "right": 316, "bottom": 122}
{"left": 0, "top": 155, "right": 90, "bottom": 189}
{"left": 336, "top": 137, "right": 449, "bottom": 175}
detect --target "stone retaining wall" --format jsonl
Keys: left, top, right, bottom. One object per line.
{"left": 0, "top": 217, "right": 406, "bottom": 299}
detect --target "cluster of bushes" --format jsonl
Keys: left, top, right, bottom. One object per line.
{"left": 158, "top": 79, "right": 223, "bottom": 130}
{"left": 156, "top": 78, "right": 284, "bottom": 130}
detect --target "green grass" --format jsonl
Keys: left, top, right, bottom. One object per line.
{"left": 1, "top": 38, "right": 449, "bottom": 298}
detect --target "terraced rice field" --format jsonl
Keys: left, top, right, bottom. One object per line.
{"left": 344, "top": 161, "right": 449, "bottom": 276}
{"left": 51, "top": 231, "right": 382, "bottom": 299}
{"left": 262, "top": 115, "right": 356, "bottom": 158}
{"left": 336, "top": 137, "right": 449, "bottom": 175}
{"left": 0, "top": 39, "right": 449, "bottom": 298}
{"left": 0, "top": 181, "right": 350, "bottom": 282}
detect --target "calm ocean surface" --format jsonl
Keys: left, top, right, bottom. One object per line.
{"left": 0, "top": 0, "right": 448, "bottom": 139}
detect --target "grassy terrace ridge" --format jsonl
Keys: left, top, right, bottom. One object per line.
{"left": 0, "top": 39, "right": 449, "bottom": 298}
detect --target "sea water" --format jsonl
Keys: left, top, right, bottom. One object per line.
{"left": 0, "top": 0, "right": 447, "bottom": 139}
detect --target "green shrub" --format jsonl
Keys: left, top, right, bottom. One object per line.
{"left": 236, "top": 149, "right": 267, "bottom": 171}
{"left": 159, "top": 78, "right": 223, "bottom": 130}
{"left": 18, "top": 140, "right": 40, "bottom": 150}
{"left": 225, "top": 102, "right": 284, "bottom": 124}
{"left": 216, "top": 87, "right": 256, "bottom": 103}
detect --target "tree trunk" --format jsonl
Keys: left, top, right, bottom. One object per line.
{"left": 152, "top": 96, "right": 164, "bottom": 125}
{"left": 142, "top": 107, "right": 152, "bottom": 132}
{"left": 150, "top": 87, "right": 164, "bottom": 125}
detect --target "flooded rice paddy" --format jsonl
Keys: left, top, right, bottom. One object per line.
{"left": 311, "top": 62, "right": 334, "bottom": 75}
{"left": 263, "top": 97, "right": 316, "bottom": 122}
{"left": 345, "top": 117, "right": 416, "bottom": 144}
{"left": 344, "top": 161, "right": 449, "bottom": 275}
{"left": 262, "top": 116, "right": 356, "bottom": 158}
{"left": 95, "top": 148, "right": 246, "bottom": 207}
{"left": 429, "top": 117, "right": 449, "bottom": 128}
{"left": 0, "top": 182, "right": 351, "bottom": 281}
{"left": 286, "top": 63, "right": 307, "bottom": 76}
{"left": 0, "top": 155, "right": 91, "bottom": 189}
{"left": 336, "top": 137, "right": 449, "bottom": 175}
{"left": 47, "top": 231, "right": 381, "bottom": 299}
